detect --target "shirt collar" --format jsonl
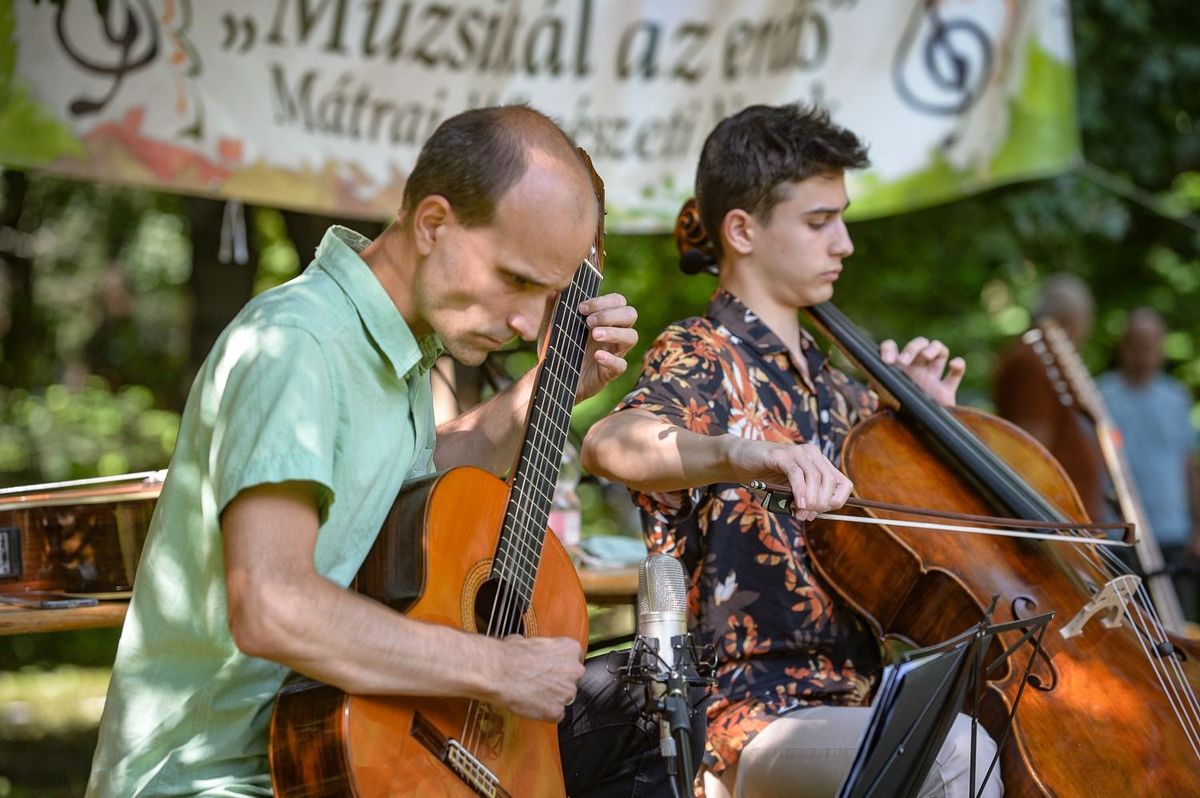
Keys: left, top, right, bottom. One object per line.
{"left": 313, "top": 226, "right": 443, "bottom": 379}
{"left": 706, "top": 288, "right": 826, "bottom": 364}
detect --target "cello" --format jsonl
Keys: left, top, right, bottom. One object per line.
{"left": 800, "top": 301, "right": 1200, "bottom": 796}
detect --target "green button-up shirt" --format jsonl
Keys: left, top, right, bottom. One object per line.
{"left": 87, "top": 227, "right": 442, "bottom": 797}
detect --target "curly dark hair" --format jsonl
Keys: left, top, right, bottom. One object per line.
{"left": 695, "top": 104, "right": 869, "bottom": 258}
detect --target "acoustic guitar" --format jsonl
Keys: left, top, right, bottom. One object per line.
{"left": 1023, "top": 320, "right": 1190, "bottom": 634}
{"left": 268, "top": 164, "right": 605, "bottom": 797}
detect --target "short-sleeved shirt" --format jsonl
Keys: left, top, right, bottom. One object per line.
{"left": 87, "top": 227, "right": 442, "bottom": 797}
{"left": 1097, "top": 372, "right": 1198, "bottom": 545}
{"left": 617, "top": 289, "right": 882, "bottom": 773}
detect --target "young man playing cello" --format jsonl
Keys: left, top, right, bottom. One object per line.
{"left": 86, "top": 106, "right": 652, "bottom": 796}
{"left": 582, "top": 104, "right": 1004, "bottom": 798}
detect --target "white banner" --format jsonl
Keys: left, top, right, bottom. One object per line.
{"left": 1, "top": 0, "right": 1079, "bottom": 231}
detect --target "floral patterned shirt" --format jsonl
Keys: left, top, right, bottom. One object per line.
{"left": 617, "top": 289, "right": 882, "bottom": 774}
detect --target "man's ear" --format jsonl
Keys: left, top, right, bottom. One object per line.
{"left": 722, "top": 209, "right": 754, "bottom": 256}
{"left": 410, "top": 195, "right": 453, "bottom": 256}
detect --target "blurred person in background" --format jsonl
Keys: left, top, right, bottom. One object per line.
{"left": 1097, "top": 307, "right": 1200, "bottom": 622}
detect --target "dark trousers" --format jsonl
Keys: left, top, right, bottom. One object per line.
{"left": 1162, "top": 544, "right": 1200, "bottom": 622}
{"left": 558, "top": 652, "right": 708, "bottom": 798}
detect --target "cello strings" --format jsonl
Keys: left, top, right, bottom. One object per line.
{"left": 1006, "top": 504, "right": 1200, "bottom": 761}
{"left": 821, "top": 304, "right": 1200, "bottom": 766}
{"left": 834, "top": 509, "right": 1200, "bottom": 764}
{"left": 1085, "top": 533, "right": 1200, "bottom": 738}
{"left": 964, "top": 426, "right": 1200, "bottom": 754}
{"left": 1117, "top": 563, "right": 1200, "bottom": 753}
{"left": 1077, "top": 536, "right": 1200, "bottom": 759}
{"left": 1118, "top": 581, "right": 1200, "bottom": 759}
{"left": 828, "top": 308, "right": 1200, "bottom": 758}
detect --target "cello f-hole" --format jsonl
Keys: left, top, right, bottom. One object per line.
{"left": 1011, "top": 596, "right": 1058, "bottom": 692}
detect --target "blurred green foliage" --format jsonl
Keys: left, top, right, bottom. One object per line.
{"left": 251, "top": 208, "right": 303, "bottom": 295}
{"left": 0, "top": 664, "right": 108, "bottom": 797}
{"left": 0, "top": 379, "right": 178, "bottom": 484}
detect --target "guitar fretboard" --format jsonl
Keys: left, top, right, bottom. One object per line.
{"left": 489, "top": 261, "right": 601, "bottom": 625}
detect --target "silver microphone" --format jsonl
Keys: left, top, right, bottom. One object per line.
{"left": 631, "top": 554, "right": 707, "bottom": 792}
{"left": 635, "top": 553, "right": 691, "bottom": 769}
{"left": 636, "top": 553, "right": 688, "bottom": 676}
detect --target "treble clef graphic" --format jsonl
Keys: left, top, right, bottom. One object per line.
{"left": 54, "top": 0, "right": 160, "bottom": 116}
{"left": 892, "top": 1, "right": 994, "bottom": 117}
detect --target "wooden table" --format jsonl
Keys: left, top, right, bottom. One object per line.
{"left": 0, "top": 600, "right": 129, "bottom": 635}
{"left": 576, "top": 565, "right": 638, "bottom": 605}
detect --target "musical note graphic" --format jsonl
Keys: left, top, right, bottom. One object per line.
{"left": 891, "top": 3, "right": 994, "bottom": 117}
{"left": 54, "top": 0, "right": 161, "bottom": 117}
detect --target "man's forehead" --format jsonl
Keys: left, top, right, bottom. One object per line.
{"left": 488, "top": 208, "right": 592, "bottom": 288}
{"left": 496, "top": 166, "right": 595, "bottom": 240}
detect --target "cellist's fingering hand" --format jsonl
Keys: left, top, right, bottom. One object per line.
{"left": 725, "top": 438, "right": 853, "bottom": 522}
{"left": 881, "top": 337, "right": 965, "bottom": 407}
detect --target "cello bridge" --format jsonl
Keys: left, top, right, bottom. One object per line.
{"left": 1059, "top": 574, "right": 1141, "bottom": 639}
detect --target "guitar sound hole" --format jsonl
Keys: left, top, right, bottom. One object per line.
{"left": 475, "top": 577, "right": 527, "bottom": 637}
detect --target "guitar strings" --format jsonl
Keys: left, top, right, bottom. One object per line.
{"left": 461, "top": 263, "right": 598, "bottom": 758}
{"left": 462, "top": 272, "right": 584, "bottom": 755}
{"left": 464, "top": 274, "right": 585, "bottom": 754}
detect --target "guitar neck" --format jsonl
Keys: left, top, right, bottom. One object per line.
{"left": 493, "top": 261, "right": 602, "bottom": 605}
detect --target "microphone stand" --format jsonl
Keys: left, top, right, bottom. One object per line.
{"left": 659, "top": 669, "right": 695, "bottom": 798}
{"left": 618, "top": 633, "right": 715, "bottom": 798}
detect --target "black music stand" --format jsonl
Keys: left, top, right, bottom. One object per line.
{"left": 837, "top": 609, "right": 1054, "bottom": 798}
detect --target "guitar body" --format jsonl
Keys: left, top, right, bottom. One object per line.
{"left": 270, "top": 467, "right": 589, "bottom": 798}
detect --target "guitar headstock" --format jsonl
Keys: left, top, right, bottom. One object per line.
{"left": 1022, "top": 319, "right": 1107, "bottom": 425}
{"left": 576, "top": 147, "right": 605, "bottom": 276}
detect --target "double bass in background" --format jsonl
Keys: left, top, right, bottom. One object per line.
{"left": 797, "top": 302, "right": 1200, "bottom": 797}
{"left": 267, "top": 169, "right": 606, "bottom": 798}
{"left": 1021, "top": 318, "right": 1194, "bottom": 637}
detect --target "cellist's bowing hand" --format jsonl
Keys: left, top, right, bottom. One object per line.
{"left": 725, "top": 438, "right": 853, "bottom": 522}
{"left": 489, "top": 636, "right": 584, "bottom": 723}
{"left": 881, "top": 337, "right": 965, "bottom": 407}
{"left": 575, "top": 293, "right": 638, "bottom": 402}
